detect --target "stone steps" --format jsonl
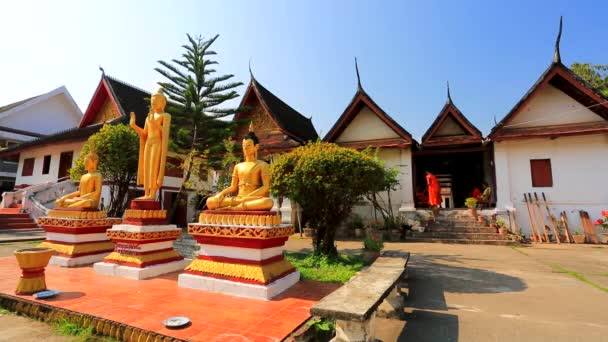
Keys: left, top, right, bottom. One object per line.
{"left": 0, "top": 213, "right": 39, "bottom": 230}
{"left": 407, "top": 238, "right": 515, "bottom": 246}
{"left": 412, "top": 232, "right": 507, "bottom": 240}
{"left": 427, "top": 227, "right": 497, "bottom": 233}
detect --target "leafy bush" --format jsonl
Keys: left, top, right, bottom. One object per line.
{"left": 496, "top": 218, "right": 506, "bottom": 228}
{"left": 465, "top": 197, "right": 478, "bottom": 209}
{"left": 363, "top": 234, "right": 384, "bottom": 251}
{"left": 271, "top": 142, "right": 387, "bottom": 256}
{"left": 284, "top": 252, "right": 364, "bottom": 284}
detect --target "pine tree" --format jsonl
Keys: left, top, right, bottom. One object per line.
{"left": 155, "top": 34, "right": 243, "bottom": 221}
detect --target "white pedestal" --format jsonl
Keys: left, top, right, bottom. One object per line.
{"left": 94, "top": 259, "right": 190, "bottom": 280}
{"left": 49, "top": 252, "right": 109, "bottom": 267}
{"left": 178, "top": 271, "right": 300, "bottom": 300}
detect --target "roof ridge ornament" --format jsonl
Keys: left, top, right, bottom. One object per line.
{"left": 248, "top": 57, "right": 255, "bottom": 80}
{"left": 355, "top": 57, "right": 363, "bottom": 91}
{"left": 447, "top": 80, "right": 452, "bottom": 104}
{"left": 553, "top": 16, "right": 563, "bottom": 64}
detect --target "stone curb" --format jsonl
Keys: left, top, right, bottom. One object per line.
{"left": 0, "top": 293, "right": 185, "bottom": 342}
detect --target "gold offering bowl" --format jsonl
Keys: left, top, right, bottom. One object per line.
{"left": 14, "top": 248, "right": 55, "bottom": 295}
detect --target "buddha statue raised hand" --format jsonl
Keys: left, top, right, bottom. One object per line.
{"left": 206, "top": 130, "right": 274, "bottom": 211}
{"left": 55, "top": 149, "right": 102, "bottom": 209}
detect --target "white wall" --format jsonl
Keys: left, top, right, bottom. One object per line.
{"left": 15, "top": 141, "right": 84, "bottom": 186}
{"left": 351, "top": 147, "right": 415, "bottom": 222}
{"left": 494, "top": 134, "right": 608, "bottom": 235}
{"left": 336, "top": 106, "right": 400, "bottom": 142}
{"left": 509, "top": 84, "right": 604, "bottom": 128}
{"left": 0, "top": 93, "right": 82, "bottom": 138}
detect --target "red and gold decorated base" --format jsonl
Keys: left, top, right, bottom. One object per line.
{"left": 93, "top": 200, "right": 188, "bottom": 280}
{"left": 37, "top": 210, "right": 121, "bottom": 267}
{"left": 178, "top": 211, "right": 299, "bottom": 300}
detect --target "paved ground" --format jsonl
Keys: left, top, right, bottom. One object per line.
{"left": 286, "top": 237, "right": 608, "bottom": 342}
{"left": 2, "top": 238, "right": 607, "bottom": 341}
{"left": 0, "top": 228, "right": 45, "bottom": 243}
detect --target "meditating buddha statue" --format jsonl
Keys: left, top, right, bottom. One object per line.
{"left": 206, "top": 128, "right": 274, "bottom": 211}
{"left": 129, "top": 88, "right": 171, "bottom": 200}
{"left": 55, "top": 149, "right": 102, "bottom": 209}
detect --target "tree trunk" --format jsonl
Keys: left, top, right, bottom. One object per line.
{"left": 168, "top": 125, "right": 197, "bottom": 224}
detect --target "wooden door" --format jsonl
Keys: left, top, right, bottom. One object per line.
{"left": 58, "top": 151, "right": 73, "bottom": 180}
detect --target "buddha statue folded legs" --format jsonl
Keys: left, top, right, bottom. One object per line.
{"left": 55, "top": 150, "right": 102, "bottom": 210}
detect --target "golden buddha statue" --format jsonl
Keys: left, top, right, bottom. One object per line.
{"left": 206, "top": 128, "right": 274, "bottom": 211}
{"left": 55, "top": 149, "right": 102, "bottom": 209}
{"left": 130, "top": 88, "right": 171, "bottom": 200}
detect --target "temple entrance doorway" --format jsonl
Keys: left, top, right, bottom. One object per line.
{"left": 412, "top": 146, "right": 494, "bottom": 209}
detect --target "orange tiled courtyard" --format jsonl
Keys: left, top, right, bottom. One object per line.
{"left": 0, "top": 256, "right": 338, "bottom": 341}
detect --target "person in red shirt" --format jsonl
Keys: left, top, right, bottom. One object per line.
{"left": 426, "top": 171, "right": 442, "bottom": 216}
{"left": 472, "top": 186, "right": 482, "bottom": 200}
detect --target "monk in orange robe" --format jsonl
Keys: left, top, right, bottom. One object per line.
{"left": 426, "top": 171, "right": 442, "bottom": 215}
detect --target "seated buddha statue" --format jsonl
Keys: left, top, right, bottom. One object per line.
{"left": 206, "top": 129, "right": 274, "bottom": 211}
{"left": 55, "top": 149, "right": 102, "bottom": 209}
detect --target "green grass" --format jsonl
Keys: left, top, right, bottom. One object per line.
{"left": 550, "top": 264, "right": 608, "bottom": 294}
{"left": 0, "top": 306, "right": 10, "bottom": 315}
{"left": 285, "top": 252, "right": 364, "bottom": 284}
{"left": 53, "top": 319, "right": 94, "bottom": 341}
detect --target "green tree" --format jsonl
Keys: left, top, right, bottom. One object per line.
{"left": 271, "top": 142, "right": 387, "bottom": 256}
{"left": 155, "top": 34, "right": 243, "bottom": 220}
{"left": 571, "top": 62, "right": 608, "bottom": 97}
{"left": 69, "top": 124, "right": 138, "bottom": 217}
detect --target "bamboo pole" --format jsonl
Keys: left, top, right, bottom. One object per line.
{"left": 523, "top": 193, "right": 540, "bottom": 243}
{"left": 560, "top": 211, "right": 574, "bottom": 244}
{"left": 541, "top": 193, "right": 561, "bottom": 244}
{"left": 531, "top": 193, "right": 550, "bottom": 243}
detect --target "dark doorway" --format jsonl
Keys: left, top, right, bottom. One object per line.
{"left": 58, "top": 151, "right": 73, "bottom": 180}
{"left": 413, "top": 148, "right": 494, "bottom": 208}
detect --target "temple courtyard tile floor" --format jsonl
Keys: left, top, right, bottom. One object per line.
{"left": 1, "top": 238, "right": 608, "bottom": 341}
{"left": 0, "top": 245, "right": 338, "bottom": 341}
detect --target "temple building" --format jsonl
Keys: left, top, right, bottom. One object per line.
{"left": 414, "top": 84, "right": 491, "bottom": 209}
{"left": 490, "top": 18, "right": 608, "bottom": 235}
{"left": 324, "top": 62, "right": 416, "bottom": 217}
{"left": 0, "top": 72, "right": 193, "bottom": 225}
{"left": 0, "top": 86, "right": 82, "bottom": 193}
{"left": 231, "top": 73, "right": 318, "bottom": 158}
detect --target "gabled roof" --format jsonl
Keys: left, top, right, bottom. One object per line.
{"left": 489, "top": 17, "right": 608, "bottom": 141}
{"left": 0, "top": 74, "right": 151, "bottom": 158}
{"left": 0, "top": 86, "right": 82, "bottom": 123}
{"left": 421, "top": 87, "right": 483, "bottom": 147}
{"left": 324, "top": 88, "right": 413, "bottom": 147}
{"left": 234, "top": 77, "right": 318, "bottom": 143}
{"left": 80, "top": 74, "right": 150, "bottom": 128}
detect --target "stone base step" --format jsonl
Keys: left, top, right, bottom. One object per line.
{"left": 406, "top": 238, "right": 515, "bottom": 246}
{"left": 426, "top": 227, "right": 497, "bottom": 233}
{"left": 0, "top": 223, "right": 39, "bottom": 230}
{"left": 412, "top": 232, "right": 507, "bottom": 240}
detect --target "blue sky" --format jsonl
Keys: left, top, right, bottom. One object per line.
{"left": 1, "top": 0, "right": 606, "bottom": 140}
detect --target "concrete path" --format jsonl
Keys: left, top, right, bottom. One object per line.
{"left": 286, "top": 238, "right": 608, "bottom": 342}
{"left": 0, "top": 228, "right": 45, "bottom": 243}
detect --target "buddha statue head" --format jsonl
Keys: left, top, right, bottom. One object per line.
{"left": 84, "top": 148, "right": 99, "bottom": 173}
{"left": 243, "top": 123, "right": 260, "bottom": 160}
{"left": 150, "top": 88, "right": 167, "bottom": 113}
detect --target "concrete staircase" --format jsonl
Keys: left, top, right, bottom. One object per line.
{"left": 0, "top": 207, "right": 41, "bottom": 231}
{"left": 409, "top": 210, "right": 516, "bottom": 246}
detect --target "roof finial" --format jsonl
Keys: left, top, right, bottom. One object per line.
{"left": 99, "top": 65, "right": 105, "bottom": 76}
{"left": 248, "top": 57, "right": 255, "bottom": 80}
{"left": 553, "top": 16, "right": 563, "bottom": 64}
{"left": 355, "top": 57, "right": 362, "bottom": 91}
{"left": 447, "top": 80, "right": 452, "bottom": 104}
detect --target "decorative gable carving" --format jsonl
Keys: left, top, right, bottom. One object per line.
{"left": 91, "top": 98, "right": 120, "bottom": 125}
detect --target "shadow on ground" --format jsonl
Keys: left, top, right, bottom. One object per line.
{"left": 394, "top": 253, "right": 527, "bottom": 342}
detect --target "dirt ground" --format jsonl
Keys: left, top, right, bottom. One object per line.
{"left": 0, "top": 313, "right": 74, "bottom": 342}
